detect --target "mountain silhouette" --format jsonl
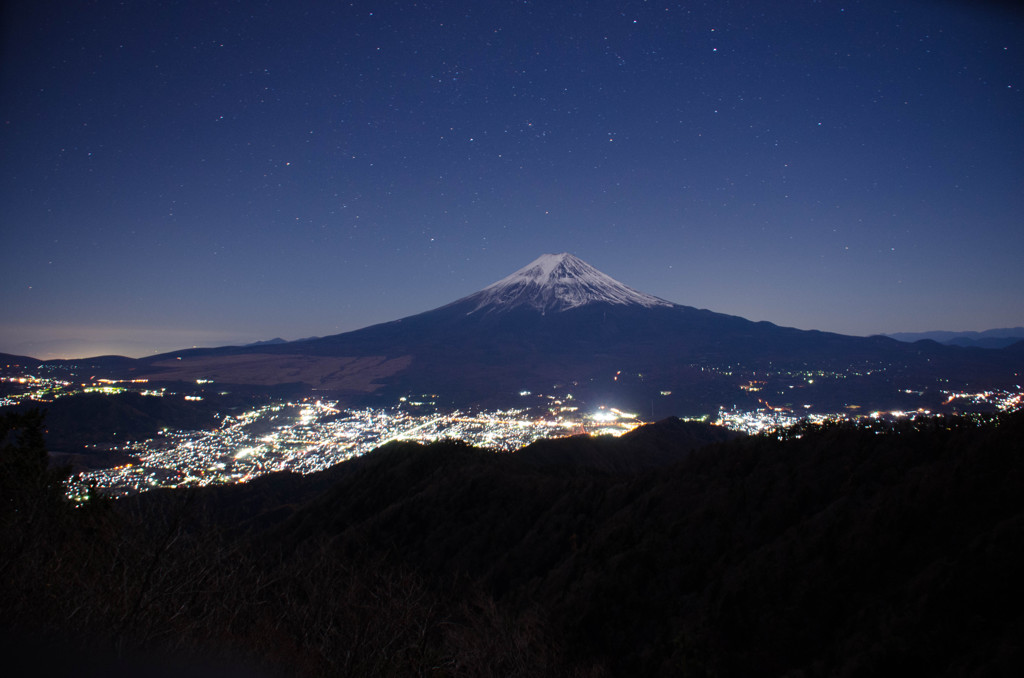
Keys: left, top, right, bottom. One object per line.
{"left": 121, "top": 253, "right": 1024, "bottom": 415}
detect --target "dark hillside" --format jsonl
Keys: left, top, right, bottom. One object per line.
{"left": 2, "top": 413, "right": 1022, "bottom": 676}
{"left": 242, "top": 413, "right": 1024, "bottom": 676}
{"left": 517, "top": 416, "right": 740, "bottom": 472}
{"left": 544, "top": 415, "right": 1024, "bottom": 675}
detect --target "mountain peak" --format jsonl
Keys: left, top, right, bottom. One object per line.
{"left": 457, "top": 253, "right": 675, "bottom": 314}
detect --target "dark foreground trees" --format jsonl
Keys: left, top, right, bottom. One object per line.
{"left": 1, "top": 410, "right": 1022, "bottom": 676}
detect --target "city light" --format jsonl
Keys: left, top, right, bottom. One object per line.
{"left": 4, "top": 365, "right": 1019, "bottom": 501}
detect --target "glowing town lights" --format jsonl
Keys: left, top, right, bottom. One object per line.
{"left": 68, "top": 397, "right": 644, "bottom": 497}
{"left": 52, "top": 375, "right": 1021, "bottom": 500}
{"left": 592, "top": 423, "right": 641, "bottom": 436}
{"left": 234, "top": 447, "right": 255, "bottom": 459}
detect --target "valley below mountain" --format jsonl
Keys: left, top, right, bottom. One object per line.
{"left": 4, "top": 253, "right": 1022, "bottom": 493}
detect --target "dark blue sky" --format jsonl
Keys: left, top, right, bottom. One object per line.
{"left": 2, "top": 0, "right": 1022, "bottom": 358}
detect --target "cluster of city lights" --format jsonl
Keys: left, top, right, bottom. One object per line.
{"left": 3, "top": 365, "right": 1019, "bottom": 500}
{"left": 70, "top": 399, "right": 644, "bottom": 498}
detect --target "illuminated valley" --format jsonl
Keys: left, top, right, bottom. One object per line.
{"left": 69, "top": 399, "right": 642, "bottom": 498}
{"left": 3, "top": 359, "right": 1021, "bottom": 498}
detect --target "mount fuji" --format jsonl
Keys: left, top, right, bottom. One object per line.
{"left": 128, "top": 253, "right": 1023, "bottom": 415}
{"left": 450, "top": 252, "right": 674, "bottom": 315}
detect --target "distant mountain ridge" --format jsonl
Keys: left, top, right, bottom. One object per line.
{"left": 887, "top": 327, "right": 1024, "bottom": 349}
{"left": 245, "top": 338, "right": 287, "bottom": 347}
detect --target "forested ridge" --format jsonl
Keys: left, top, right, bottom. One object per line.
{"left": 2, "top": 409, "right": 1022, "bottom": 676}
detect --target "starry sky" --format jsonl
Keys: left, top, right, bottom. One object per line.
{"left": 2, "top": 0, "right": 1022, "bottom": 359}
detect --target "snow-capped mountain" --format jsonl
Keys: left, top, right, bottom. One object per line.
{"left": 450, "top": 253, "right": 675, "bottom": 315}
{"left": 129, "top": 253, "right": 1024, "bottom": 416}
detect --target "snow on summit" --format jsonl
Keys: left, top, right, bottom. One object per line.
{"left": 461, "top": 253, "right": 675, "bottom": 314}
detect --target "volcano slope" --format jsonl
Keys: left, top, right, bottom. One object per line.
{"left": 129, "top": 253, "right": 1024, "bottom": 414}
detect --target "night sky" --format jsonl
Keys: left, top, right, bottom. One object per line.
{"left": 2, "top": 1, "right": 1022, "bottom": 359}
